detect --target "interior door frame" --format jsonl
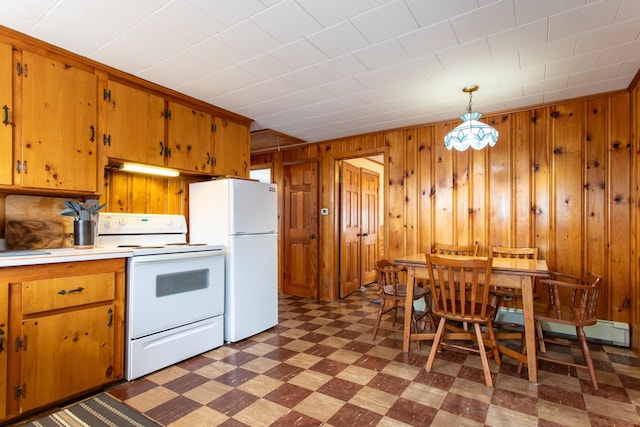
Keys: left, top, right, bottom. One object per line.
{"left": 332, "top": 148, "right": 387, "bottom": 298}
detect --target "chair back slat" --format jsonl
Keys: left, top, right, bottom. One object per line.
{"left": 491, "top": 246, "right": 538, "bottom": 260}
{"left": 538, "top": 272, "right": 602, "bottom": 325}
{"left": 434, "top": 243, "right": 479, "bottom": 256}
{"left": 426, "top": 254, "right": 493, "bottom": 321}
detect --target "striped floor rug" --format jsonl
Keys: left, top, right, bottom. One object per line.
{"left": 18, "top": 393, "right": 160, "bottom": 427}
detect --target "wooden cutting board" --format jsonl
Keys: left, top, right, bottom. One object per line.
{"left": 5, "top": 195, "right": 75, "bottom": 249}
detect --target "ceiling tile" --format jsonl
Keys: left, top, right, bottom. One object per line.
{"left": 251, "top": 0, "right": 322, "bottom": 44}
{"left": 306, "top": 21, "right": 370, "bottom": 58}
{"left": 295, "top": 0, "right": 372, "bottom": 26}
{"left": 549, "top": 0, "right": 620, "bottom": 41}
{"left": 28, "top": 0, "right": 173, "bottom": 56}
{"left": 315, "top": 54, "right": 369, "bottom": 80}
{"left": 397, "top": 21, "right": 459, "bottom": 58}
{"left": 149, "top": 0, "right": 225, "bottom": 43}
{"left": 487, "top": 18, "right": 548, "bottom": 53}
{"left": 187, "top": 0, "right": 266, "bottom": 26}
{"left": 449, "top": 1, "right": 516, "bottom": 43}
{"left": 546, "top": 52, "right": 600, "bottom": 78}
{"left": 141, "top": 37, "right": 246, "bottom": 88}
{"left": 352, "top": 39, "right": 410, "bottom": 70}
{"left": 237, "top": 53, "right": 293, "bottom": 80}
{"left": 436, "top": 38, "right": 493, "bottom": 70}
{"left": 518, "top": 37, "right": 577, "bottom": 69}
{"left": 353, "top": 67, "right": 403, "bottom": 90}
{"left": 0, "top": 0, "right": 60, "bottom": 33}
{"left": 405, "top": 0, "right": 478, "bottom": 27}
{"left": 270, "top": 39, "right": 328, "bottom": 69}
{"left": 575, "top": 17, "right": 640, "bottom": 54}
{"left": 350, "top": 0, "right": 419, "bottom": 44}
{"left": 179, "top": 65, "right": 261, "bottom": 100}
{"left": 215, "top": 19, "right": 281, "bottom": 57}
{"left": 89, "top": 19, "right": 191, "bottom": 74}
{"left": 321, "top": 78, "right": 367, "bottom": 97}
{"left": 514, "top": 0, "right": 587, "bottom": 25}
{"left": 598, "top": 39, "right": 640, "bottom": 65}
{"left": 568, "top": 63, "right": 623, "bottom": 86}
{"left": 281, "top": 66, "right": 333, "bottom": 89}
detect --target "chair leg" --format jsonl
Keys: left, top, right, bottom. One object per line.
{"left": 426, "top": 318, "right": 446, "bottom": 372}
{"left": 486, "top": 322, "right": 501, "bottom": 365}
{"left": 391, "top": 301, "right": 399, "bottom": 327}
{"left": 536, "top": 320, "right": 547, "bottom": 353}
{"left": 371, "top": 299, "right": 386, "bottom": 342}
{"left": 517, "top": 331, "right": 526, "bottom": 374}
{"left": 474, "top": 323, "right": 494, "bottom": 387}
{"left": 576, "top": 326, "right": 599, "bottom": 390}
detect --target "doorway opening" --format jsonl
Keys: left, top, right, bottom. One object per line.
{"left": 338, "top": 154, "right": 384, "bottom": 298}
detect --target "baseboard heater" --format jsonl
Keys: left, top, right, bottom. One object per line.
{"left": 496, "top": 308, "right": 630, "bottom": 348}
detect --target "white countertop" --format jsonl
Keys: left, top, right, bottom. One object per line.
{"left": 0, "top": 247, "right": 133, "bottom": 267}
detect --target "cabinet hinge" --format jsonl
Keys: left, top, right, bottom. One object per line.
{"left": 165, "top": 110, "right": 172, "bottom": 119}
{"left": 212, "top": 157, "right": 217, "bottom": 167}
{"left": 103, "top": 134, "right": 111, "bottom": 146}
{"left": 211, "top": 123, "right": 217, "bottom": 132}
{"left": 103, "top": 88, "right": 111, "bottom": 101}
{"left": 338, "top": 275, "right": 342, "bottom": 284}
{"left": 14, "top": 384, "right": 26, "bottom": 400}
{"left": 16, "top": 160, "right": 27, "bottom": 173}
{"left": 16, "top": 62, "right": 28, "bottom": 77}
{"left": 15, "top": 335, "right": 27, "bottom": 351}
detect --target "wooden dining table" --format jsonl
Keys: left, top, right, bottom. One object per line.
{"left": 394, "top": 253, "right": 549, "bottom": 383}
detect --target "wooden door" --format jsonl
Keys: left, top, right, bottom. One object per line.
{"left": 20, "top": 305, "right": 115, "bottom": 413}
{"left": 20, "top": 51, "right": 97, "bottom": 191}
{"left": 360, "top": 168, "right": 379, "bottom": 285}
{"left": 212, "top": 117, "right": 249, "bottom": 177}
{"left": 105, "top": 80, "right": 165, "bottom": 167}
{"left": 283, "top": 162, "right": 318, "bottom": 297}
{"left": 340, "top": 162, "right": 361, "bottom": 298}
{"left": 167, "top": 101, "right": 212, "bottom": 173}
{"left": 0, "top": 42, "right": 12, "bottom": 186}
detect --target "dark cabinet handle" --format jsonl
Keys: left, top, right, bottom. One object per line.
{"left": 89, "top": 125, "right": 95, "bottom": 142}
{"left": 309, "top": 234, "right": 317, "bottom": 239}
{"left": 0, "top": 328, "right": 4, "bottom": 353}
{"left": 159, "top": 141, "right": 164, "bottom": 156}
{"left": 107, "top": 308, "right": 113, "bottom": 328}
{"left": 2, "top": 105, "right": 8, "bottom": 126}
{"left": 58, "top": 287, "right": 84, "bottom": 295}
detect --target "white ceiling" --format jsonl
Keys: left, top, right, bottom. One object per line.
{"left": 2, "top": 0, "right": 639, "bottom": 144}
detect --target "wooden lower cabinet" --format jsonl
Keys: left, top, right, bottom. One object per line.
{"left": 1, "top": 258, "right": 125, "bottom": 423}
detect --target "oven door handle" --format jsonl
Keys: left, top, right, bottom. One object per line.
{"left": 129, "top": 250, "right": 224, "bottom": 264}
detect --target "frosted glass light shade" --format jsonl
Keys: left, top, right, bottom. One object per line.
{"left": 444, "top": 112, "right": 498, "bottom": 151}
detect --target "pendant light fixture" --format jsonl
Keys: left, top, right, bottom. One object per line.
{"left": 443, "top": 85, "right": 498, "bottom": 151}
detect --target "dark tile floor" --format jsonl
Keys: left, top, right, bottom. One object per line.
{"left": 64, "top": 285, "right": 640, "bottom": 425}
{"left": 101, "top": 285, "right": 640, "bottom": 426}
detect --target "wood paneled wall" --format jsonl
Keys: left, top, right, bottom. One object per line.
{"left": 253, "top": 90, "right": 634, "bottom": 332}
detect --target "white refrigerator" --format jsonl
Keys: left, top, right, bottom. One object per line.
{"left": 189, "top": 178, "right": 278, "bottom": 342}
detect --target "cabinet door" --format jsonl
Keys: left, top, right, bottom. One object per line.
{"left": 105, "top": 80, "right": 165, "bottom": 167}
{"left": 0, "top": 283, "right": 7, "bottom": 420}
{"left": 212, "top": 116, "right": 249, "bottom": 177}
{"left": 0, "top": 42, "right": 12, "bottom": 186}
{"left": 20, "top": 51, "right": 98, "bottom": 191}
{"left": 20, "top": 305, "right": 116, "bottom": 413}
{"left": 167, "top": 101, "right": 212, "bottom": 173}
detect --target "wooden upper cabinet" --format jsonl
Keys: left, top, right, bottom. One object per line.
{"left": 212, "top": 116, "right": 250, "bottom": 177}
{"left": 19, "top": 51, "right": 98, "bottom": 191}
{"left": 0, "top": 42, "right": 12, "bottom": 186}
{"left": 166, "top": 101, "right": 212, "bottom": 173}
{"left": 105, "top": 80, "right": 165, "bottom": 167}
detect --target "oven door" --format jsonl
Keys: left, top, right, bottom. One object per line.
{"left": 127, "top": 250, "right": 224, "bottom": 339}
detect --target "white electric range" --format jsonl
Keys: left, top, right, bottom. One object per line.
{"left": 96, "top": 212, "right": 225, "bottom": 380}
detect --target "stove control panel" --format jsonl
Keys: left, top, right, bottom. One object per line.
{"left": 97, "top": 212, "right": 187, "bottom": 235}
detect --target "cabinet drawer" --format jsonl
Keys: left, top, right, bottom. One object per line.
{"left": 22, "top": 272, "right": 115, "bottom": 314}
